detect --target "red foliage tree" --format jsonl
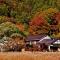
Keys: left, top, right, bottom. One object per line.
{"left": 29, "top": 15, "right": 47, "bottom": 26}
{"left": 29, "top": 15, "right": 49, "bottom": 35}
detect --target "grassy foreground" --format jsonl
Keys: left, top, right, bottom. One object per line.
{"left": 0, "top": 52, "right": 60, "bottom": 60}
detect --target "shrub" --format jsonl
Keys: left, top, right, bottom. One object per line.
{"left": 0, "top": 34, "right": 25, "bottom": 52}
{"left": 0, "top": 22, "right": 20, "bottom": 37}
{"left": 0, "top": 16, "right": 16, "bottom": 24}
{"left": 0, "top": 16, "right": 5, "bottom": 24}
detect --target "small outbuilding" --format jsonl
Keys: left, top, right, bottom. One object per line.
{"left": 51, "top": 39, "right": 60, "bottom": 52}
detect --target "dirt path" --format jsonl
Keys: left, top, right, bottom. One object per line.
{"left": 0, "top": 52, "right": 60, "bottom": 60}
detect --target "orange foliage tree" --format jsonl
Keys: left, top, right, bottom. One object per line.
{"left": 16, "top": 23, "right": 24, "bottom": 32}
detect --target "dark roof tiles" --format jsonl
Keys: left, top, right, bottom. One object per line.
{"left": 38, "top": 39, "right": 56, "bottom": 45}
{"left": 26, "top": 34, "right": 47, "bottom": 41}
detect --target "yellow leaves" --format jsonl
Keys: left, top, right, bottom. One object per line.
{"left": 45, "top": 8, "right": 59, "bottom": 14}
{"left": 40, "top": 8, "right": 59, "bottom": 17}
{"left": 0, "top": 16, "right": 16, "bottom": 24}
{"left": 52, "top": 33, "right": 60, "bottom": 38}
{"left": 33, "top": 8, "right": 59, "bottom": 20}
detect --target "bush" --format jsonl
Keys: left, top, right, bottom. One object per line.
{"left": 10, "top": 33, "right": 23, "bottom": 38}
{"left": 0, "top": 16, "right": 9, "bottom": 24}
{"left": 0, "top": 22, "right": 20, "bottom": 37}
{"left": 0, "top": 34, "right": 25, "bottom": 52}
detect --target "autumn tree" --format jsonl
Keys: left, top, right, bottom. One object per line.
{"left": 49, "top": 12, "right": 60, "bottom": 38}
{"left": 29, "top": 15, "right": 50, "bottom": 35}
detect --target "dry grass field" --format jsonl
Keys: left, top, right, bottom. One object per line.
{"left": 0, "top": 52, "right": 60, "bottom": 60}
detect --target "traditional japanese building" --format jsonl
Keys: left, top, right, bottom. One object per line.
{"left": 25, "top": 34, "right": 51, "bottom": 51}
